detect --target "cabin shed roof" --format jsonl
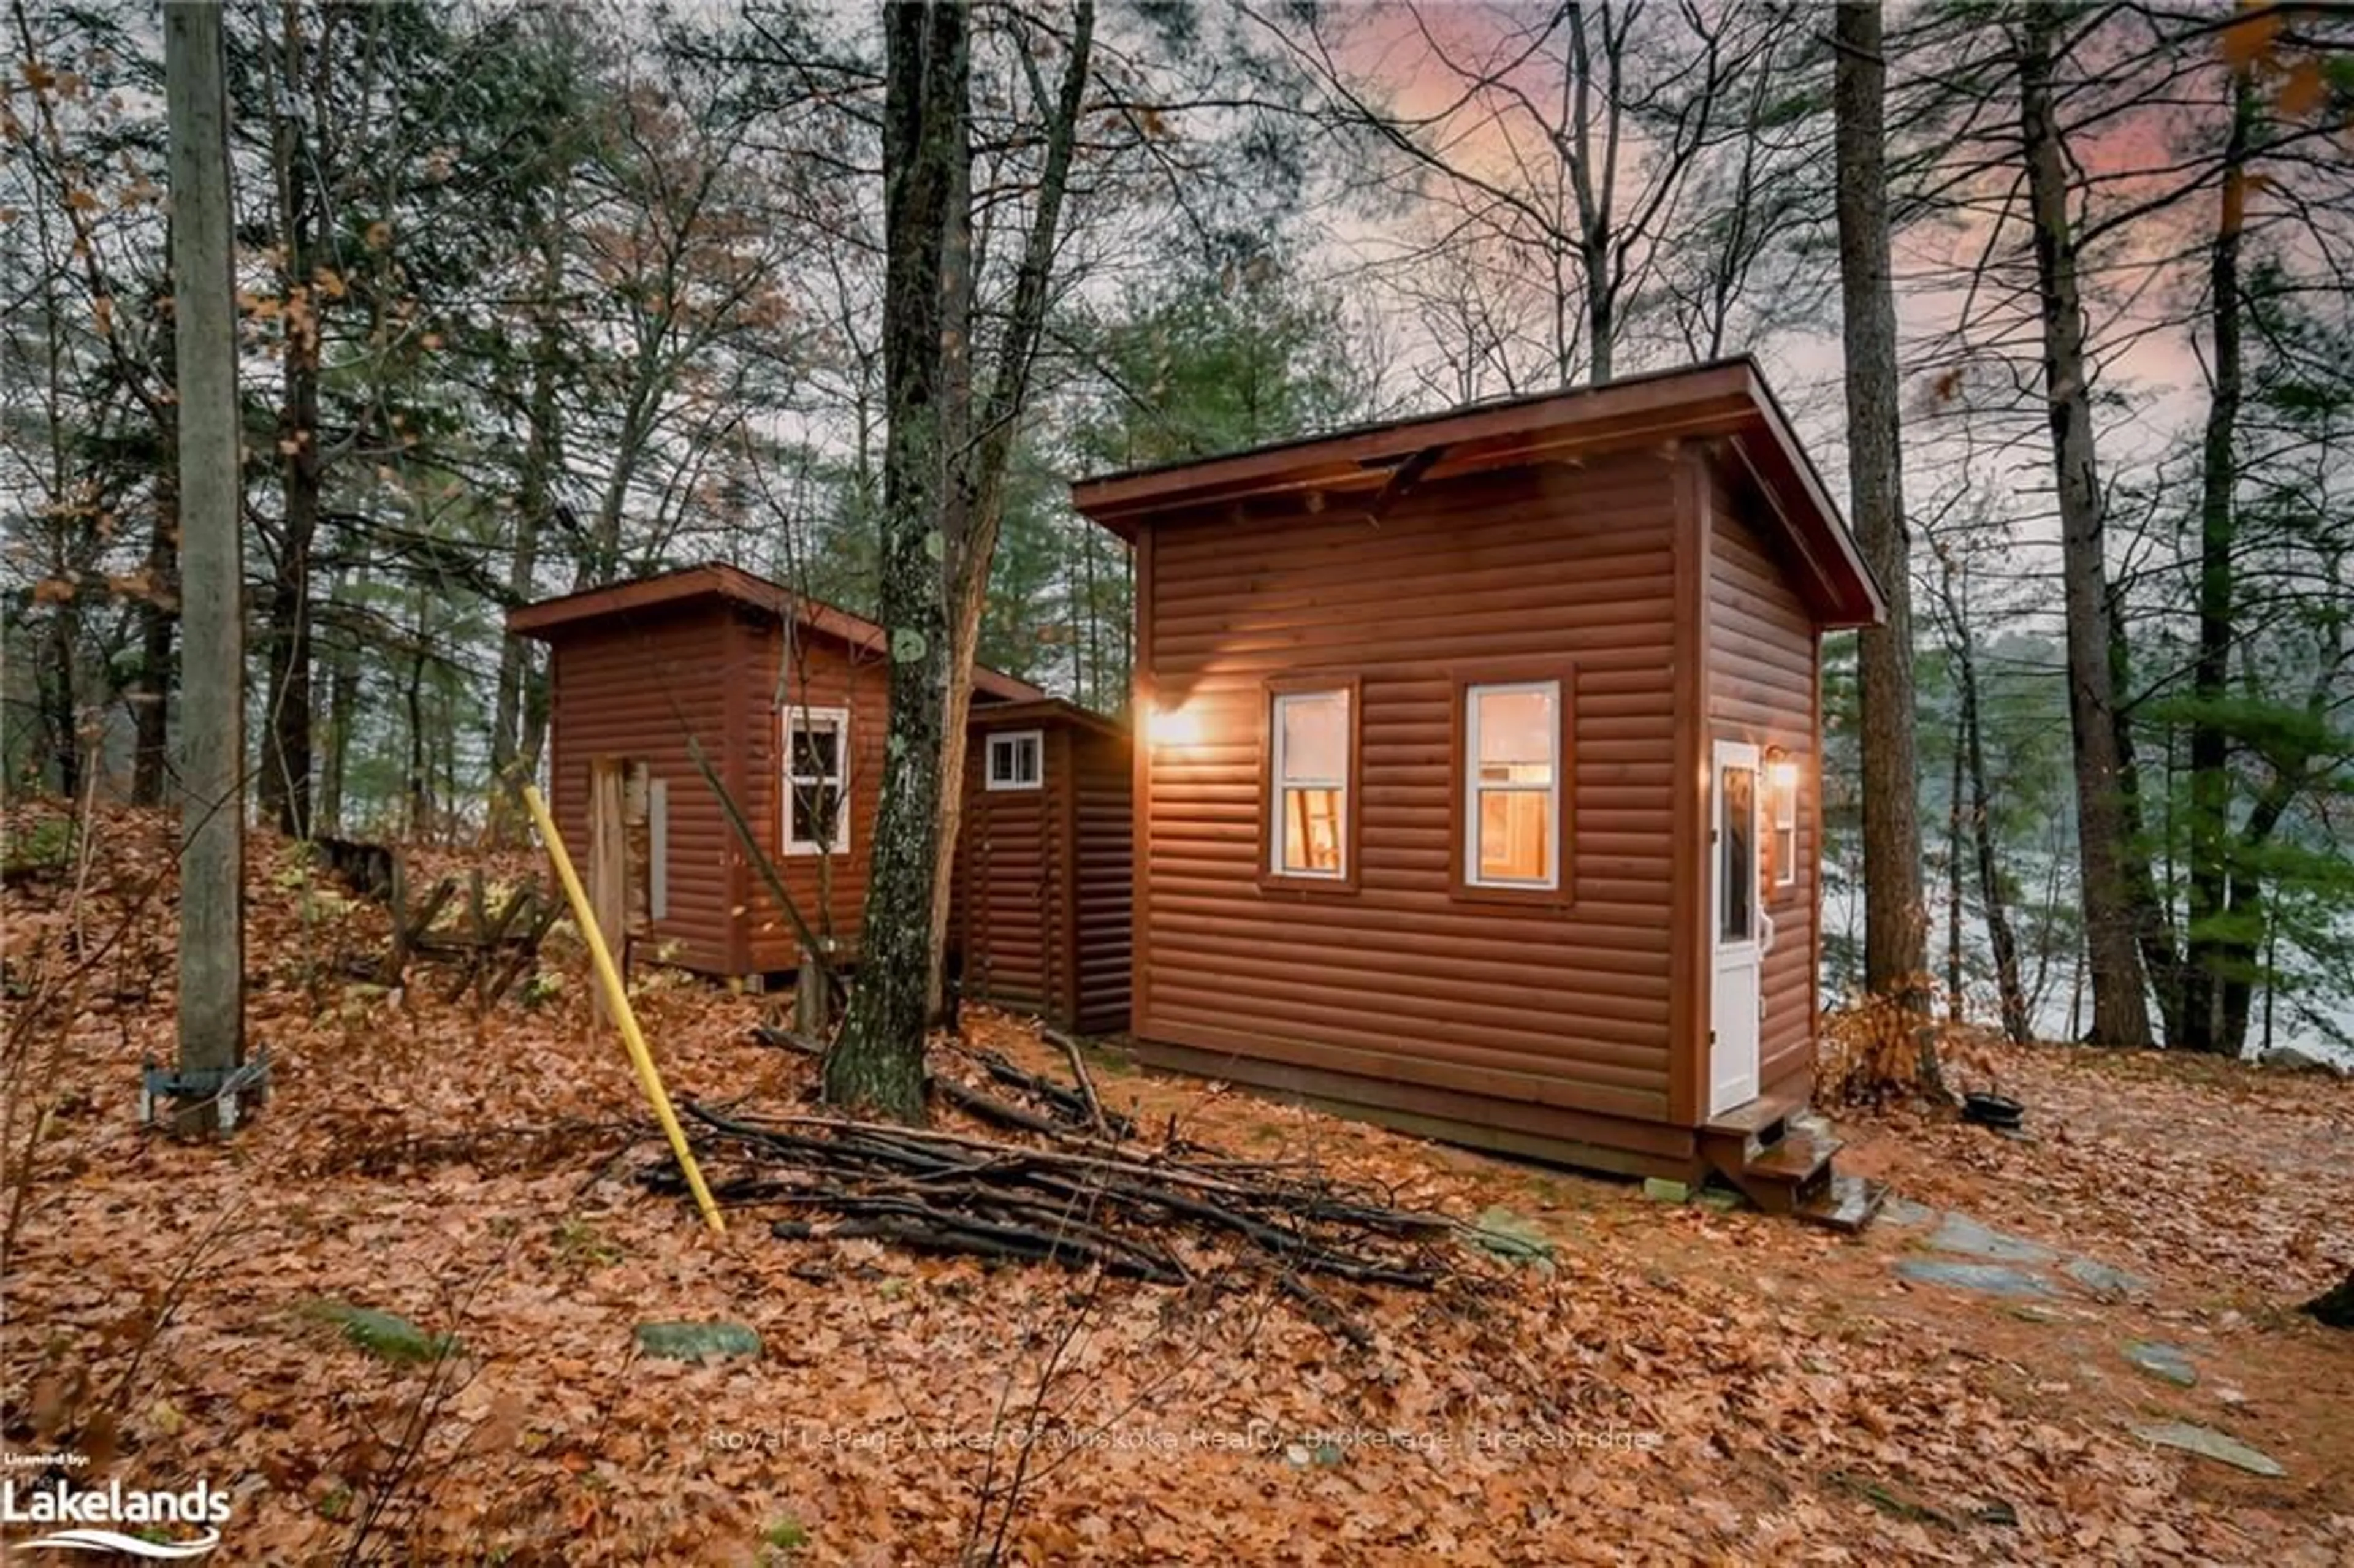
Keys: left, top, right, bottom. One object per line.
{"left": 965, "top": 696, "right": 1129, "bottom": 742}
{"left": 1068, "top": 357, "right": 1886, "bottom": 629}
{"left": 505, "top": 561, "right": 1045, "bottom": 703}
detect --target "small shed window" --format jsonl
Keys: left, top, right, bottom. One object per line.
{"left": 1769, "top": 755, "right": 1799, "bottom": 888}
{"left": 1465, "top": 681, "right": 1560, "bottom": 889}
{"left": 1270, "top": 688, "right": 1350, "bottom": 879}
{"left": 986, "top": 729, "right": 1043, "bottom": 791}
{"left": 785, "top": 706, "right": 850, "bottom": 856}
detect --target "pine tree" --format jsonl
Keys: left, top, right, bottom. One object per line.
{"left": 1834, "top": 0, "right": 1938, "bottom": 1091}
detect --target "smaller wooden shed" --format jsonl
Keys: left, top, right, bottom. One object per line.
{"left": 957, "top": 699, "right": 1133, "bottom": 1035}
{"left": 507, "top": 563, "right": 1045, "bottom": 982}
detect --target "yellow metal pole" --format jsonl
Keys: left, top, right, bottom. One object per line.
{"left": 523, "top": 784, "right": 725, "bottom": 1235}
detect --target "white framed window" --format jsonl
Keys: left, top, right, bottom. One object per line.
{"left": 783, "top": 706, "right": 849, "bottom": 856}
{"left": 986, "top": 729, "right": 1043, "bottom": 791}
{"left": 1270, "top": 687, "right": 1349, "bottom": 879}
{"left": 1770, "top": 757, "right": 1799, "bottom": 888}
{"left": 1465, "top": 680, "right": 1561, "bottom": 889}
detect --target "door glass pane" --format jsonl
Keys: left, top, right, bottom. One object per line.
{"left": 1475, "top": 688, "right": 1555, "bottom": 784}
{"left": 1478, "top": 790, "right": 1550, "bottom": 881}
{"left": 1721, "top": 764, "right": 1754, "bottom": 941}
{"left": 1279, "top": 692, "right": 1347, "bottom": 782}
{"left": 1282, "top": 786, "right": 1343, "bottom": 873}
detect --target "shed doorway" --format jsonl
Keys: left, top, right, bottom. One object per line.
{"left": 1710, "top": 738, "right": 1767, "bottom": 1116}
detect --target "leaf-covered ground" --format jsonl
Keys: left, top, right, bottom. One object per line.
{"left": 5, "top": 805, "right": 2350, "bottom": 1565}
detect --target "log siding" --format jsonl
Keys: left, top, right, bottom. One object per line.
{"left": 962, "top": 702, "right": 1135, "bottom": 1034}
{"left": 517, "top": 565, "right": 1056, "bottom": 986}
{"left": 1705, "top": 459, "right": 1822, "bottom": 1100}
{"left": 740, "top": 611, "right": 893, "bottom": 972}
{"left": 1082, "top": 360, "right": 1883, "bottom": 1178}
{"left": 545, "top": 604, "right": 744, "bottom": 975}
{"left": 1133, "top": 455, "right": 1686, "bottom": 1153}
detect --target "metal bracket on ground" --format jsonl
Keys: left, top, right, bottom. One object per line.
{"left": 140, "top": 1048, "right": 272, "bottom": 1132}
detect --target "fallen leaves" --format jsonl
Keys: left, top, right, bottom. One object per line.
{"left": 4, "top": 804, "right": 2352, "bottom": 1563}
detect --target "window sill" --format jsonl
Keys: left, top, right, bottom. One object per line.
{"left": 1256, "top": 869, "right": 1360, "bottom": 899}
{"left": 1449, "top": 878, "right": 1572, "bottom": 910}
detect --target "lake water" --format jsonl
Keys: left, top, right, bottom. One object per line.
{"left": 1817, "top": 877, "right": 2354, "bottom": 1073}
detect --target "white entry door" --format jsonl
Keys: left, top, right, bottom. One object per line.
{"left": 1710, "top": 739, "right": 1768, "bottom": 1116}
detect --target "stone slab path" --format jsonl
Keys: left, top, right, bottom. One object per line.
{"left": 1886, "top": 1201, "right": 2289, "bottom": 1481}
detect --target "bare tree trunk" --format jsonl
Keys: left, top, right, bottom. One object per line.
{"left": 257, "top": 0, "right": 323, "bottom": 839}
{"left": 923, "top": 1, "right": 1095, "bottom": 1021}
{"left": 166, "top": 0, "right": 245, "bottom": 1132}
{"left": 1946, "top": 718, "right": 1964, "bottom": 1026}
{"left": 2016, "top": 7, "right": 2152, "bottom": 1049}
{"left": 131, "top": 286, "right": 180, "bottom": 807}
{"left": 1951, "top": 569, "right": 2030, "bottom": 1044}
{"left": 405, "top": 606, "right": 432, "bottom": 841}
{"left": 519, "top": 661, "right": 551, "bottom": 788}
{"left": 825, "top": 0, "right": 973, "bottom": 1121}
{"left": 1835, "top": 0, "right": 1938, "bottom": 1088}
{"left": 2219, "top": 786, "right": 2292, "bottom": 1057}
{"left": 2181, "top": 61, "right": 2256, "bottom": 1055}
{"left": 2214, "top": 618, "right": 2336, "bottom": 1059}
{"left": 1565, "top": 1, "right": 1612, "bottom": 385}
{"left": 2109, "top": 603, "right": 2181, "bottom": 1040}
{"left": 129, "top": 472, "right": 178, "bottom": 805}
{"left": 259, "top": 414, "right": 319, "bottom": 837}
{"left": 40, "top": 593, "right": 80, "bottom": 799}
{"left": 493, "top": 215, "right": 565, "bottom": 835}
{"left": 1118, "top": 544, "right": 1133, "bottom": 710}
{"left": 1067, "top": 544, "right": 1088, "bottom": 712}
{"left": 316, "top": 630, "right": 354, "bottom": 836}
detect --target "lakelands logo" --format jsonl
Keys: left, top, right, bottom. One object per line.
{"left": 1, "top": 1477, "right": 230, "bottom": 1558}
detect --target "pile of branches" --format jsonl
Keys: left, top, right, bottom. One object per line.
{"left": 640, "top": 1027, "right": 1476, "bottom": 1342}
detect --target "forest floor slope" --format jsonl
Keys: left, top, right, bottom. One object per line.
{"left": 4, "top": 804, "right": 2348, "bottom": 1564}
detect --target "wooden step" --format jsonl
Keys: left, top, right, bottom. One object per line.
{"left": 1795, "top": 1173, "right": 1887, "bottom": 1235}
{"left": 1745, "top": 1129, "right": 1843, "bottom": 1186}
{"left": 1705, "top": 1128, "right": 1841, "bottom": 1216}
{"left": 1701, "top": 1094, "right": 1800, "bottom": 1161}
{"left": 1696, "top": 1100, "right": 1886, "bottom": 1225}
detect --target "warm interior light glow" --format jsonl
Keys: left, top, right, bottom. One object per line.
{"left": 1148, "top": 702, "right": 1206, "bottom": 750}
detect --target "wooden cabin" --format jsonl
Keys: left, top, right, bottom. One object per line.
{"left": 1069, "top": 359, "right": 1887, "bottom": 1219}
{"left": 958, "top": 699, "right": 1133, "bottom": 1035}
{"left": 507, "top": 563, "right": 1043, "bottom": 981}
